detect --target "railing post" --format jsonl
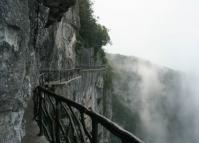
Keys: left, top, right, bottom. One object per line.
{"left": 69, "top": 71, "right": 71, "bottom": 80}
{"left": 59, "top": 70, "right": 61, "bottom": 82}
{"left": 67, "top": 70, "right": 69, "bottom": 81}
{"left": 38, "top": 90, "right": 44, "bottom": 136}
{"left": 33, "top": 88, "right": 38, "bottom": 119}
{"left": 47, "top": 72, "right": 49, "bottom": 83}
{"left": 42, "top": 74, "right": 44, "bottom": 85}
{"left": 92, "top": 119, "right": 98, "bottom": 143}
{"left": 55, "top": 100, "right": 61, "bottom": 143}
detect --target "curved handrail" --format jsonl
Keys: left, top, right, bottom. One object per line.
{"left": 34, "top": 86, "right": 144, "bottom": 143}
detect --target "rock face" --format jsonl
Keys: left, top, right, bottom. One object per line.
{"left": 0, "top": 1, "right": 112, "bottom": 143}
{"left": 107, "top": 54, "right": 196, "bottom": 143}
{"left": 0, "top": 0, "right": 31, "bottom": 143}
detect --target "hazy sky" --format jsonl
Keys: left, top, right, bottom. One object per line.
{"left": 93, "top": 0, "right": 199, "bottom": 73}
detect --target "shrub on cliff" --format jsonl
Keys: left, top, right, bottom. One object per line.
{"left": 78, "top": 0, "right": 110, "bottom": 50}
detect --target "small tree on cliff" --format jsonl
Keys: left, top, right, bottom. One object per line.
{"left": 78, "top": 0, "right": 110, "bottom": 52}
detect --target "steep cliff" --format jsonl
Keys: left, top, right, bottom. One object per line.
{"left": 107, "top": 54, "right": 195, "bottom": 143}
{"left": 0, "top": 0, "right": 112, "bottom": 143}
{"left": 0, "top": 1, "right": 32, "bottom": 142}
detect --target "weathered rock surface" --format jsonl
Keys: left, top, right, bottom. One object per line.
{"left": 22, "top": 0, "right": 81, "bottom": 142}
{"left": 0, "top": 0, "right": 112, "bottom": 143}
{"left": 0, "top": 0, "right": 31, "bottom": 143}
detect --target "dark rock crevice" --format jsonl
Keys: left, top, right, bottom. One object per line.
{"left": 37, "top": 0, "right": 76, "bottom": 27}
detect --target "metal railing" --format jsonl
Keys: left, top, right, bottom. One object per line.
{"left": 39, "top": 66, "right": 106, "bottom": 85}
{"left": 33, "top": 86, "right": 144, "bottom": 143}
{"left": 76, "top": 65, "right": 106, "bottom": 70}
{"left": 39, "top": 68, "right": 81, "bottom": 85}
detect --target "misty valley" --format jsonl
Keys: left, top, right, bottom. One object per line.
{"left": 108, "top": 54, "right": 198, "bottom": 143}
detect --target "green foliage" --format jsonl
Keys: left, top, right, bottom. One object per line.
{"left": 111, "top": 94, "right": 141, "bottom": 143}
{"left": 78, "top": 0, "right": 110, "bottom": 50}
